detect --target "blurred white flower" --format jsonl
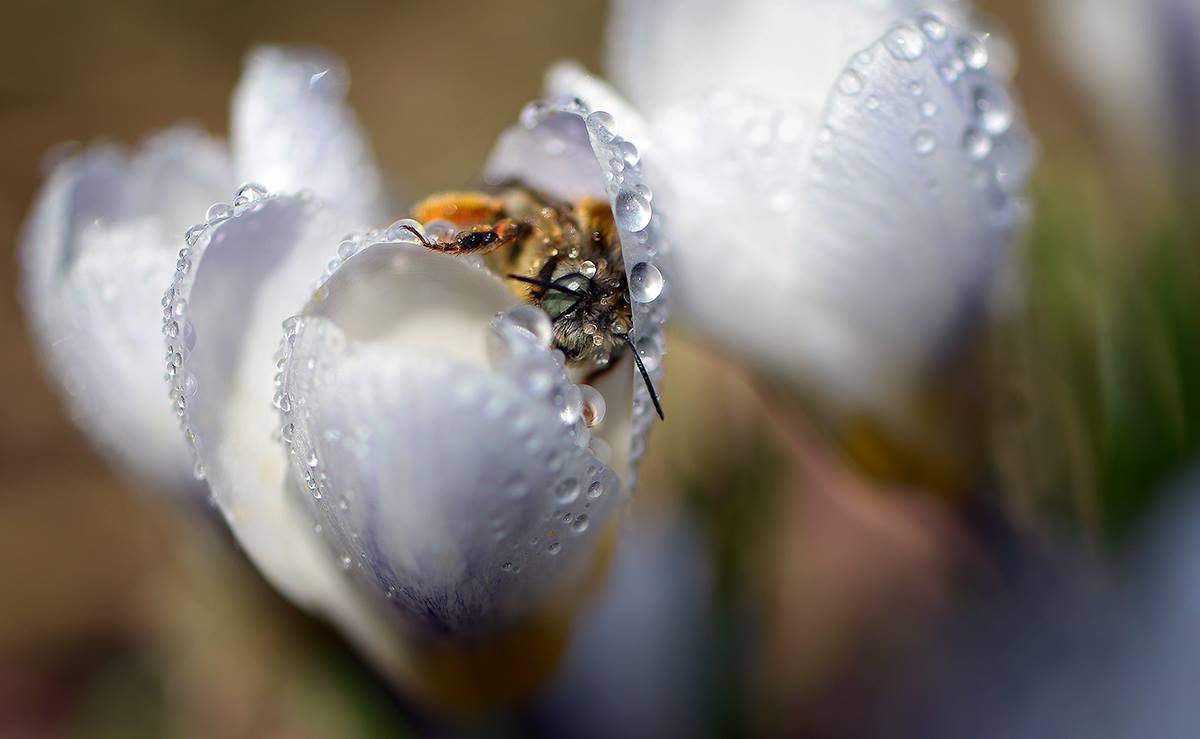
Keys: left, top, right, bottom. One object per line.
{"left": 22, "top": 46, "right": 668, "bottom": 708}
{"left": 20, "top": 47, "right": 385, "bottom": 493}
{"left": 595, "top": 0, "right": 1034, "bottom": 450}
{"left": 1045, "top": 0, "right": 1200, "bottom": 185}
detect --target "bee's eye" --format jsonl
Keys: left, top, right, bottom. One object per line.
{"left": 543, "top": 273, "right": 590, "bottom": 320}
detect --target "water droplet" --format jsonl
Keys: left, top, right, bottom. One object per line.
{"left": 503, "top": 305, "right": 554, "bottom": 347}
{"left": 586, "top": 111, "right": 617, "bottom": 143}
{"left": 913, "top": 129, "right": 937, "bottom": 156}
{"left": 163, "top": 321, "right": 180, "bottom": 338}
{"left": 206, "top": 202, "right": 233, "bottom": 222}
{"left": 588, "top": 480, "right": 605, "bottom": 499}
{"left": 629, "top": 262, "right": 664, "bottom": 303}
{"left": 337, "top": 239, "right": 358, "bottom": 259}
{"left": 385, "top": 219, "right": 423, "bottom": 243}
{"left": 963, "top": 127, "right": 993, "bottom": 160}
{"left": 546, "top": 542, "right": 562, "bottom": 555}
{"left": 571, "top": 514, "right": 589, "bottom": 533}
{"left": 501, "top": 561, "right": 516, "bottom": 573}
{"left": 973, "top": 83, "right": 1013, "bottom": 136}
{"left": 555, "top": 477, "right": 580, "bottom": 504}
{"left": 635, "top": 335, "right": 662, "bottom": 372}
{"left": 614, "top": 189, "right": 652, "bottom": 232}
{"left": 838, "top": 69, "right": 864, "bottom": 96}
{"left": 580, "top": 384, "right": 606, "bottom": 427}
{"left": 281, "top": 423, "right": 296, "bottom": 443}
{"left": 918, "top": 13, "right": 947, "bottom": 41}
{"left": 921, "top": 101, "right": 939, "bottom": 118}
{"left": 865, "top": 95, "right": 880, "bottom": 111}
{"left": 184, "top": 224, "right": 206, "bottom": 247}
{"left": 340, "top": 555, "right": 352, "bottom": 570}
{"left": 619, "top": 140, "right": 640, "bottom": 167}
{"left": 234, "top": 182, "right": 267, "bottom": 206}
{"left": 885, "top": 26, "right": 926, "bottom": 61}
{"left": 956, "top": 35, "right": 989, "bottom": 70}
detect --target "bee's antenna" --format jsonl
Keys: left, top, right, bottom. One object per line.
{"left": 624, "top": 335, "right": 665, "bottom": 421}
{"left": 506, "top": 274, "right": 587, "bottom": 298}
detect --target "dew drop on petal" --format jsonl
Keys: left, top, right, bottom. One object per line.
{"left": 838, "top": 69, "right": 865, "bottom": 96}
{"left": 546, "top": 542, "right": 562, "bottom": 555}
{"left": 913, "top": 129, "right": 937, "bottom": 156}
{"left": 635, "top": 335, "right": 663, "bottom": 372}
{"left": 956, "top": 35, "right": 989, "bottom": 70}
{"left": 504, "top": 305, "right": 554, "bottom": 347}
{"left": 614, "top": 189, "right": 652, "bottom": 232}
{"left": 588, "top": 480, "right": 605, "bottom": 499}
{"left": 206, "top": 202, "right": 233, "bottom": 222}
{"left": 973, "top": 84, "right": 1014, "bottom": 136}
{"left": 580, "top": 384, "right": 606, "bottom": 427}
{"left": 586, "top": 111, "right": 617, "bottom": 143}
{"left": 620, "top": 140, "right": 640, "bottom": 167}
{"left": 885, "top": 26, "right": 926, "bottom": 61}
{"left": 571, "top": 514, "right": 589, "bottom": 533}
{"left": 963, "top": 127, "right": 994, "bottom": 160}
{"left": 555, "top": 477, "right": 580, "bottom": 504}
{"left": 629, "top": 262, "right": 664, "bottom": 303}
{"left": 918, "top": 13, "right": 948, "bottom": 41}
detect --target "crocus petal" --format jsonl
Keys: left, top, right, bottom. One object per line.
{"left": 232, "top": 47, "right": 387, "bottom": 229}
{"left": 607, "top": 0, "right": 970, "bottom": 119}
{"left": 277, "top": 239, "right": 623, "bottom": 633}
{"left": 163, "top": 190, "right": 364, "bottom": 612}
{"left": 605, "top": 6, "right": 1032, "bottom": 429}
{"left": 20, "top": 127, "right": 233, "bottom": 491}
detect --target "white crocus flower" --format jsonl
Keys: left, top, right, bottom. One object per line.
{"left": 22, "top": 46, "right": 666, "bottom": 709}
{"left": 1045, "top": 0, "right": 1200, "bottom": 183}
{"left": 589, "top": 0, "right": 1034, "bottom": 466}
{"left": 20, "top": 47, "right": 385, "bottom": 493}
{"left": 179, "top": 53, "right": 661, "bottom": 708}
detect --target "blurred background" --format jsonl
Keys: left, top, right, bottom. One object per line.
{"left": 3, "top": 0, "right": 1200, "bottom": 737}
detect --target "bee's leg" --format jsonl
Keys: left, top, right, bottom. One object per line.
{"left": 407, "top": 191, "right": 530, "bottom": 255}
{"left": 401, "top": 219, "right": 530, "bottom": 256}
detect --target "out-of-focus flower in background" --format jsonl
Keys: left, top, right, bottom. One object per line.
{"left": 1045, "top": 0, "right": 1200, "bottom": 198}
{"left": 21, "top": 45, "right": 670, "bottom": 712}
{"left": 18, "top": 47, "right": 387, "bottom": 495}
{"left": 598, "top": 0, "right": 1034, "bottom": 491}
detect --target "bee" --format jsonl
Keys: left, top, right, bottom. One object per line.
{"left": 401, "top": 182, "right": 663, "bottom": 420}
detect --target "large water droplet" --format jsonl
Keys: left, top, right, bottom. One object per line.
{"left": 614, "top": 189, "right": 652, "bottom": 232}
{"left": 586, "top": 111, "right": 617, "bottom": 143}
{"left": 503, "top": 305, "right": 554, "bottom": 347}
{"left": 206, "top": 202, "right": 233, "bottom": 222}
{"left": 629, "top": 262, "right": 664, "bottom": 303}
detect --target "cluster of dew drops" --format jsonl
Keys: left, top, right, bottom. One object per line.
{"left": 163, "top": 182, "right": 275, "bottom": 486}
{"left": 829, "top": 12, "right": 1021, "bottom": 198}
